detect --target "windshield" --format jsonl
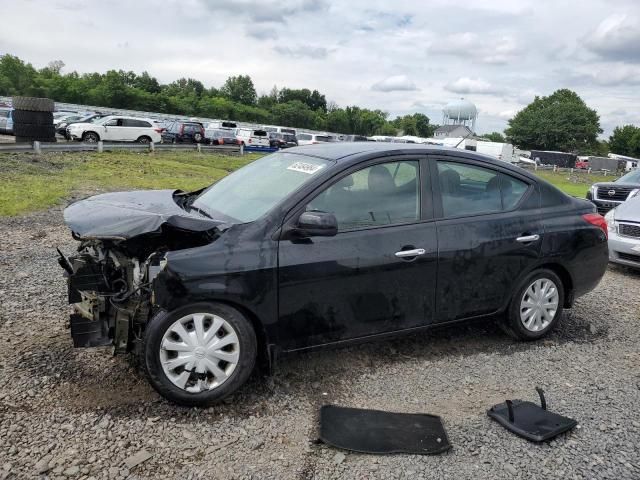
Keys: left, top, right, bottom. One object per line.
{"left": 617, "top": 169, "right": 640, "bottom": 183}
{"left": 192, "top": 152, "right": 331, "bottom": 223}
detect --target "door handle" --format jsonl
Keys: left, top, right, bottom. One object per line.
{"left": 395, "top": 248, "right": 426, "bottom": 258}
{"left": 516, "top": 234, "right": 540, "bottom": 243}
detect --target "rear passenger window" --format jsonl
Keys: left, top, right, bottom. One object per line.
{"left": 437, "top": 161, "right": 528, "bottom": 217}
{"left": 307, "top": 161, "right": 420, "bottom": 231}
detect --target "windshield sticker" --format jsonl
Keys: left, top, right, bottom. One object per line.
{"left": 287, "top": 162, "right": 325, "bottom": 175}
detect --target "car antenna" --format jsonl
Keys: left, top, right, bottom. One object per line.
{"left": 454, "top": 131, "right": 474, "bottom": 148}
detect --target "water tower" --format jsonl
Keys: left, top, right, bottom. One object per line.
{"left": 442, "top": 98, "right": 477, "bottom": 132}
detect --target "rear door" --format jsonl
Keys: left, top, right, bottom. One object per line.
{"left": 277, "top": 157, "right": 438, "bottom": 350}
{"left": 432, "top": 157, "right": 542, "bottom": 322}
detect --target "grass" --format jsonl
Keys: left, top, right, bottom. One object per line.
{"left": 0, "top": 151, "right": 619, "bottom": 216}
{"left": 0, "top": 151, "right": 260, "bottom": 216}
{"left": 531, "top": 169, "right": 621, "bottom": 197}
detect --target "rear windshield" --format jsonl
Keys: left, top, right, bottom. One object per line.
{"left": 281, "top": 128, "right": 296, "bottom": 135}
{"left": 298, "top": 133, "right": 312, "bottom": 140}
{"left": 254, "top": 130, "right": 267, "bottom": 137}
{"left": 283, "top": 134, "right": 297, "bottom": 141}
{"left": 315, "top": 135, "right": 330, "bottom": 142}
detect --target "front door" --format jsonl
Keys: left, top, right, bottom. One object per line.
{"left": 277, "top": 158, "right": 438, "bottom": 351}
{"left": 432, "top": 158, "right": 542, "bottom": 322}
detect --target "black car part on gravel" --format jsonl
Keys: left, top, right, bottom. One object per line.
{"left": 12, "top": 96, "right": 55, "bottom": 112}
{"left": 319, "top": 405, "right": 451, "bottom": 454}
{"left": 487, "top": 387, "right": 578, "bottom": 442}
{"left": 12, "top": 110, "right": 54, "bottom": 125}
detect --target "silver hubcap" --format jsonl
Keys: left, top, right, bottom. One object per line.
{"left": 160, "top": 313, "right": 240, "bottom": 393}
{"left": 520, "top": 278, "right": 559, "bottom": 332}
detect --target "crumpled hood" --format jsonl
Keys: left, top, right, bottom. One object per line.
{"left": 64, "top": 189, "right": 224, "bottom": 240}
{"left": 614, "top": 196, "right": 640, "bottom": 222}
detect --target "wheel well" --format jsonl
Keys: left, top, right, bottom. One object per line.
{"left": 83, "top": 131, "right": 99, "bottom": 140}
{"left": 537, "top": 263, "right": 574, "bottom": 307}
{"left": 216, "top": 300, "right": 271, "bottom": 372}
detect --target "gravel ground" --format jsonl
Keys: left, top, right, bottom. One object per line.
{"left": 0, "top": 207, "right": 639, "bottom": 480}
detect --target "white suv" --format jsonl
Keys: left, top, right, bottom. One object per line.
{"left": 297, "top": 133, "right": 330, "bottom": 145}
{"left": 67, "top": 116, "right": 162, "bottom": 143}
{"left": 236, "top": 128, "right": 270, "bottom": 147}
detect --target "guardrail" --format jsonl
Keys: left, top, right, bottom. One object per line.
{"left": 0, "top": 141, "right": 279, "bottom": 155}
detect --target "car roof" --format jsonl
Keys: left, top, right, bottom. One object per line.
{"left": 284, "top": 142, "right": 536, "bottom": 178}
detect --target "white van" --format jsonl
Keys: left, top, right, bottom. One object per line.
{"left": 262, "top": 125, "right": 297, "bottom": 136}
{"left": 236, "top": 128, "right": 270, "bottom": 147}
{"left": 297, "top": 133, "right": 330, "bottom": 145}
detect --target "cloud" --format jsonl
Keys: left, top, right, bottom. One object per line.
{"left": 273, "top": 45, "right": 328, "bottom": 59}
{"left": 585, "top": 14, "right": 640, "bottom": 62}
{"left": 372, "top": 75, "right": 418, "bottom": 92}
{"left": 444, "top": 77, "right": 501, "bottom": 94}
{"left": 201, "top": 0, "right": 328, "bottom": 23}
{"left": 246, "top": 26, "right": 278, "bottom": 40}
{"left": 428, "top": 33, "right": 522, "bottom": 65}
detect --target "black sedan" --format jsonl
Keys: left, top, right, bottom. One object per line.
{"left": 60, "top": 144, "right": 608, "bottom": 406}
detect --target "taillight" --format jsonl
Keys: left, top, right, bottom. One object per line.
{"left": 154, "top": 128, "right": 163, "bottom": 133}
{"left": 582, "top": 213, "right": 608, "bottom": 239}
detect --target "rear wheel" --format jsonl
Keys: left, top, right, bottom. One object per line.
{"left": 143, "top": 303, "right": 257, "bottom": 406}
{"left": 194, "top": 132, "right": 203, "bottom": 143}
{"left": 136, "top": 136, "right": 151, "bottom": 144}
{"left": 503, "top": 269, "right": 564, "bottom": 340}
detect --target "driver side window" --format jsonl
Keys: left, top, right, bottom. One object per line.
{"left": 306, "top": 160, "right": 420, "bottom": 231}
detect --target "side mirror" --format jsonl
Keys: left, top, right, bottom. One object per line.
{"left": 295, "top": 211, "right": 338, "bottom": 238}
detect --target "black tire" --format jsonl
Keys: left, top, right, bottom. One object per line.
{"left": 12, "top": 96, "right": 55, "bottom": 112}
{"left": 15, "top": 136, "right": 56, "bottom": 143}
{"left": 82, "top": 132, "right": 100, "bottom": 143}
{"left": 136, "top": 136, "right": 151, "bottom": 144}
{"left": 12, "top": 123, "right": 56, "bottom": 138}
{"left": 12, "top": 110, "right": 54, "bottom": 125}
{"left": 143, "top": 302, "right": 257, "bottom": 407}
{"left": 502, "top": 269, "right": 564, "bottom": 341}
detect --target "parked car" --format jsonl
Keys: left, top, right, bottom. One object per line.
{"left": 575, "top": 159, "right": 589, "bottom": 169}
{"left": 59, "top": 143, "right": 608, "bottom": 406}
{"left": 343, "top": 135, "right": 369, "bottom": 142}
{"left": 57, "top": 114, "right": 106, "bottom": 137}
{"left": 604, "top": 196, "right": 640, "bottom": 269}
{"left": 262, "top": 125, "right": 297, "bottom": 136}
{"left": 297, "top": 133, "right": 330, "bottom": 145}
{"left": 0, "top": 108, "right": 13, "bottom": 134}
{"left": 269, "top": 132, "right": 298, "bottom": 148}
{"left": 161, "top": 121, "right": 206, "bottom": 144}
{"left": 586, "top": 168, "right": 640, "bottom": 215}
{"left": 236, "top": 128, "right": 270, "bottom": 146}
{"left": 66, "top": 115, "right": 162, "bottom": 143}
{"left": 208, "top": 129, "right": 239, "bottom": 146}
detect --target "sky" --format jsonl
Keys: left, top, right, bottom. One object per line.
{"left": 1, "top": 0, "right": 639, "bottom": 136}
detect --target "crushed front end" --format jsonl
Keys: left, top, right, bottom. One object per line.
{"left": 58, "top": 189, "right": 225, "bottom": 354}
{"left": 59, "top": 240, "right": 163, "bottom": 352}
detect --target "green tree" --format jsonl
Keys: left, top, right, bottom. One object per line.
{"left": 392, "top": 113, "right": 434, "bottom": 137}
{"left": 278, "top": 88, "right": 327, "bottom": 112}
{"left": 483, "top": 131, "right": 506, "bottom": 143}
{"left": 0, "top": 54, "right": 38, "bottom": 95}
{"left": 221, "top": 75, "right": 257, "bottom": 105}
{"left": 608, "top": 125, "right": 640, "bottom": 156}
{"left": 505, "top": 89, "right": 602, "bottom": 152}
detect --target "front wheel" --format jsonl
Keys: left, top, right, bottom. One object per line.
{"left": 143, "top": 303, "right": 257, "bottom": 406}
{"left": 503, "top": 269, "right": 564, "bottom": 340}
{"left": 82, "top": 132, "right": 99, "bottom": 143}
